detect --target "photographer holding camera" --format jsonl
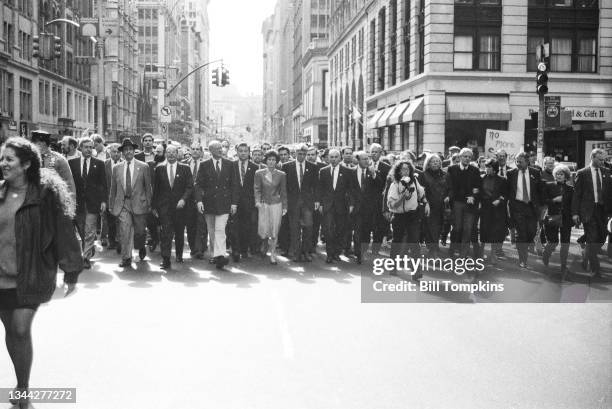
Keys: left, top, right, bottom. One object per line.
{"left": 387, "top": 160, "right": 429, "bottom": 280}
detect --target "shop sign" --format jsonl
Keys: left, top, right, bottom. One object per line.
{"left": 485, "top": 129, "right": 523, "bottom": 165}
{"left": 584, "top": 140, "right": 612, "bottom": 168}
{"left": 567, "top": 107, "right": 611, "bottom": 121}
{"left": 545, "top": 96, "right": 561, "bottom": 129}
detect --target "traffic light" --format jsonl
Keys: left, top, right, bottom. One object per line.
{"left": 53, "top": 36, "right": 62, "bottom": 59}
{"left": 212, "top": 67, "right": 220, "bottom": 86}
{"left": 536, "top": 60, "right": 549, "bottom": 95}
{"left": 32, "top": 35, "right": 40, "bottom": 58}
{"left": 221, "top": 68, "right": 229, "bottom": 86}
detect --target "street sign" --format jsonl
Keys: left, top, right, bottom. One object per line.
{"left": 545, "top": 96, "right": 561, "bottom": 129}
{"left": 160, "top": 106, "right": 171, "bottom": 123}
{"left": 160, "top": 123, "right": 168, "bottom": 134}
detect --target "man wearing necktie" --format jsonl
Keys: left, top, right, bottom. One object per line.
{"left": 229, "top": 142, "right": 259, "bottom": 261}
{"left": 152, "top": 145, "right": 193, "bottom": 269}
{"left": 194, "top": 140, "right": 239, "bottom": 269}
{"left": 572, "top": 148, "right": 611, "bottom": 278}
{"left": 183, "top": 144, "right": 207, "bottom": 259}
{"left": 283, "top": 144, "right": 319, "bottom": 262}
{"left": 317, "top": 149, "right": 355, "bottom": 264}
{"left": 507, "top": 152, "right": 542, "bottom": 268}
{"left": 349, "top": 151, "right": 384, "bottom": 264}
{"left": 68, "top": 137, "right": 107, "bottom": 270}
{"left": 109, "top": 138, "right": 152, "bottom": 268}
{"left": 103, "top": 143, "right": 122, "bottom": 251}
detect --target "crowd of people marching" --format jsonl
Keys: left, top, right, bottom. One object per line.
{"left": 1, "top": 131, "right": 611, "bottom": 408}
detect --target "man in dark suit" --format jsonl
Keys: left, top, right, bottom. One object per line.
{"left": 103, "top": 143, "right": 122, "bottom": 251}
{"left": 146, "top": 144, "right": 165, "bottom": 252}
{"left": 184, "top": 144, "right": 207, "bottom": 258}
{"left": 68, "top": 136, "right": 107, "bottom": 269}
{"left": 277, "top": 146, "right": 292, "bottom": 256}
{"left": 572, "top": 148, "right": 611, "bottom": 278}
{"left": 446, "top": 147, "right": 481, "bottom": 257}
{"left": 369, "top": 143, "right": 392, "bottom": 254}
{"left": 507, "top": 152, "right": 542, "bottom": 268}
{"left": 230, "top": 142, "right": 259, "bottom": 261}
{"left": 307, "top": 147, "right": 326, "bottom": 252}
{"left": 283, "top": 144, "right": 319, "bottom": 262}
{"left": 195, "top": 140, "right": 239, "bottom": 269}
{"left": 152, "top": 145, "right": 193, "bottom": 269}
{"left": 350, "top": 151, "right": 384, "bottom": 264}
{"left": 495, "top": 149, "right": 514, "bottom": 254}
{"left": 318, "top": 148, "right": 355, "bottom": 264}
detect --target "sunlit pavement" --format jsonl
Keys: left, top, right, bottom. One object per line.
{"left": 0, "top": 239, "right": 610, "bottom": 409}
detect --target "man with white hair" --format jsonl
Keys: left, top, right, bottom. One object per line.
{"left": 194, "top": 140, "right": 239, "bottom": 269}
{"left": 184, "top": 143, "right": 207, "bottom": 258}
{"left": 446, "top": 147, "right": 481, "bottom": 257}
{"left": 572, "top": 148, "right": 611, "bottom": 278}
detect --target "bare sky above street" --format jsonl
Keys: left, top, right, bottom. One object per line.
{"left": 208, "top": 0, "right": 277, "bottom": 97}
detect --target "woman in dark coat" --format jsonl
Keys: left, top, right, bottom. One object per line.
{"left": 542, "top": 164, "right": 574, "bottom": 280}
{"left": 479, "top": 158, "right": 508, "bottom": 265}
{"left": 0, "top": 137, "right": 83, "bottom": 408}
{"left": 419, "top": 154, "right": 449, "bottom": 256}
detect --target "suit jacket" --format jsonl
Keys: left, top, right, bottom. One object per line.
{"left": 571, "top": 166, "right": 611, "bottom": 222}
{"left": 254, "top": 168, "right": 287, "bottom": 208}
{"left": 105, "top": 159, "right": 122, "bottom": 199}
{"left": 152, "top": 162, "right": 193, "bottom": 215}
{"left": 233, "top": 159, "right": 259, "bottom": 209}
{"left": 507, "top": 166, "right": 542, "bottom": 209}
{"left": 446, "top": 164, "right": 481, "bottom": 203}
{"left": 317, "top": 164, "right": 355, "bottom": 214}
{"left": 69, "top": 156, "right": 107, "bottom": 214}
{"left": 194, "top": 157, "right": 239, "bottom": 215}
{"left": 282, "top": 160, "right": 318, "bottom": 209}
{"left": 134, "top": 150, "right": 155, "bottom": 163}
{"left": 351, "top": 166, "right": 384, "bottom": 215}
{"left": 109, "top": 159, "right": 152, "bottom": 216}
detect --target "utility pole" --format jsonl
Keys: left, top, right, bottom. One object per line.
{"left": 97, "top": 0, "right": 104, "bottom": 138}
{"left": 535, "top": 43, "right": 549, "bottom": 166}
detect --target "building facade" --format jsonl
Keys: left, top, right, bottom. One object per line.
{"left": 358, "top": 0, "right": 610, "bottom": 167}
{"left": 1, "top": 0, "right": 97, "bottom": 141}
{"left": 262, "top": 0, "right": 294, "bottom": 145}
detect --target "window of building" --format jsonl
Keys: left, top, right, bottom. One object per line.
{"left": 39, "top": 80, "right": 44, "bottom": 114}
{"left": 527, "top": 1, "right": 598, "bottom": 72}
{"left": 378, "top": 7, "right": 386, "bottom": 91}
{"left": 151, "top": 9, "right": 157, "bottom": 19}
{"left": 0, "top": 70, "right": 14, "bottom": 116}
{"left": 390, "top": 0, "right": 398, "bottom": 86}
{"left": 66, "top": 90, "right": 72, "bottom": 119}
{"left": 138, "top": 9, "right": 144, "bottom": 19}
{"left": 45, "top": 82, "right": 50, "bottom": 115}
{"left": 19, "top": 77, "right": 32, "bottom": 121}
{"left": 152, "top": 26, "right": 158, "bottom": 36}
{"left": 369, "top": 19, "right": 376, "bottom": 94}
{"left": 402, "top": 0, "right": 411, "bottom": 80}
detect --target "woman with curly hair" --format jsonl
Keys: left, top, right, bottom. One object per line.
{"left": 0, "top": 137, "right": 83, "bottom": 409}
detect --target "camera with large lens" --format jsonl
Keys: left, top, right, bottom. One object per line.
{"left": 400, "top": 176, "right": 415, "bottom": 193}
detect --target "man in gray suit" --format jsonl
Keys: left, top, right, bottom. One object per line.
{"left": 109, "top": 138, "right": 153, "bottom": 267}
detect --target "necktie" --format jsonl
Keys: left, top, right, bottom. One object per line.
{"left": 169, "top": 164, "right": 175, "bottom": 188}
{"left": 125, "top": 161, "right": 132, "bottom": 197}
{"left": 241, "top": 162, "right": 246, "bottom": 186}
{"left": 82, "top": 158, "right": 88, "bottom": 179}
{"left": 299, "top": 162, "right": 303, "bottom": 188}
{"left": 215, "top": 160, "right": 220, "bottom": 176}
{"left": 522, "top": 170, "right": 529, "bottom": 203}
{"left": 596, "top": 168, "right": 603, "bottom": 204}
{"left": 361, "top": 169, "right": 366, "bottom": 192}
{"left": 193, "top": 160, "right": 199, "bottom": 179}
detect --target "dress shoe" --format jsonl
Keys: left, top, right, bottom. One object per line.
{"left": 356, "top": 254, "right": 362, "bottom": 264}
{"left": 83, "top": 259, "right": 91, "bottom": 269}
{"left": 303, "top": 254, "right": 312, "bottom": 262}
{"left": 519, "top": 261, "right": 527, "bottom": 269}
{"left": 325, "top": 256, "right": 333, "bottom": 264}
{"left": 176, "top": 256, "right": 184, "bottom": 263}
{"left": 148, "top": 241, "right": 158, "bottom": 252}
{"left": 139, "top": 248, "right": 147, "bottom": 260}
{"left": 333, "top": 254, "right": 341, "bottom": 261}
{"left": 232, "top": 253, "right": 240, "bottom": 262}
{"left": 215, "top": 256, "right": 229, "bottom": 269}
{"left": 160, "top": 258, "right": 171, "bottom": 269}
{"left": 293, "top": 254, "right": 302, "bottom": 262}
{"left": 119, "top": 258, "right": 132, "bottom": 268}
{"left": 101, "top": 238, "right": 108, "bottom": 247}
{"left": 194, "top": 253, "right": 205, "bottom": 260}
{"left": 241, "top": 252, "right": 249, "bottom": 259}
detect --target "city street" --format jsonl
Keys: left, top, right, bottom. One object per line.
{"left": 1, "top": 239, "right": 610, "bottom": 409}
